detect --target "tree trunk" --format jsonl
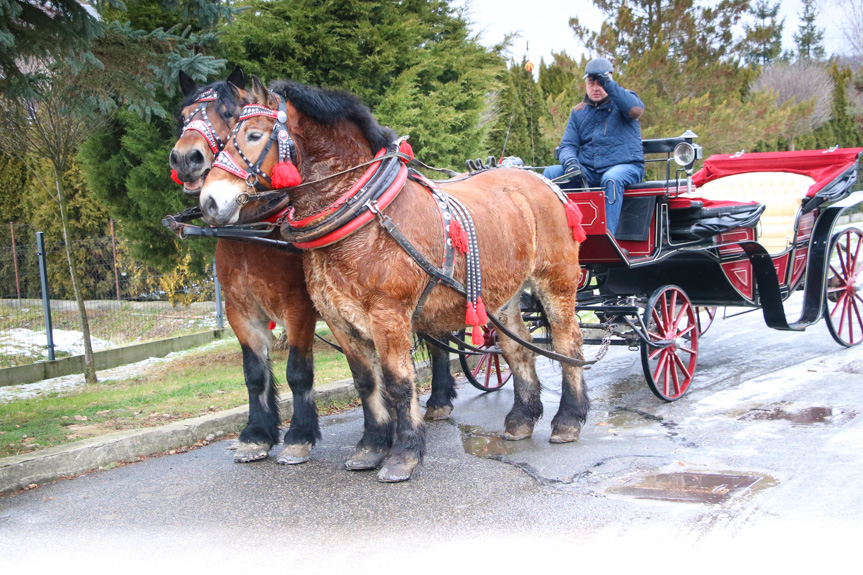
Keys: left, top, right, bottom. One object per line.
{"left": 55, "top": 175, "right": 98, "bottom": 384}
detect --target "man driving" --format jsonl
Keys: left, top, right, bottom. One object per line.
{"left": 543, "top": 57, "right": 645, "bottom": 235}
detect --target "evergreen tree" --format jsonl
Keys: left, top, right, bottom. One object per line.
{"left": 794, "top": 0, "right": 826, "bottom": 61}
{"left": 1, "top": 0, "right": 232, "bottom": 114}
{"left": 486, "top": 58, "right": 552, "bottom": 167}
{"left": 741, "top": 0, "right": 785, "bottom": 65}
{"left": 814, "top": 62, "right": 863, "bottom": 148}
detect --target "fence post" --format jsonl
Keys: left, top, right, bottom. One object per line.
{"left": 10, "top": 222, "right": 21, "bottom": 300}
{"left": 36, "top": 231, "right": 55, "bottom": 361}
{"left": 213, "top": 257, "right": 224, "bottom": 330}
{"left": 110, "top": 219, "right": 121, "bottom": 302}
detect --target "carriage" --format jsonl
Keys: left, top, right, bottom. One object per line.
{"left": 166, "top": 74, "right": 863, "bottom": 481}
{"left": 459, "top": 135, "right": 863, "bottom": 402}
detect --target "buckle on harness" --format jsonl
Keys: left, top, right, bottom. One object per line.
{"left": 364, "top": 199, "right": 382, "bottom": 216}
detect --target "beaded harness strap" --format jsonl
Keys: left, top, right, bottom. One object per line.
{"left": 180, "top": 88, "right": 223, "bottom": 154}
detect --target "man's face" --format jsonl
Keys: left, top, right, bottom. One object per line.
{"left": 585, "top": 76, "right": 608, "bottom": 102}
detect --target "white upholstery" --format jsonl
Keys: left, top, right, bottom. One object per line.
{"left": 694, "top": 172, "right": 814, "bottom": 254}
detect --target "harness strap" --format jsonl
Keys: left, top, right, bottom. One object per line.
{"left": 374, "top": 210, "right": 599, "bottom": 368}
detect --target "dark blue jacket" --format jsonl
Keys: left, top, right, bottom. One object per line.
{"left": 558, "top": 79, "right": 645, "bottom": 172}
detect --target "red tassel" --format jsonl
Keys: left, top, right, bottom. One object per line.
{"left": 475, "top": 296, "right": 489, "bottom": 325}
{"left": 450, "top": 220, "right": 469, "bottom": 254}
{"left": 171, "top": 169, "right": 183, "bottom": 185}
{"left": 471, "top": 326, "right": 484, "bottom": 346}
{"left": 399, "top": 140, "right": 414, "bottom": 161}
{"left": 565, "top": 201, "right": 587, "bottom": 242}
{"left": 268, "top": 321, "right": 276, "bottom": 331}
{"left": 271, "top": 161, "right": 302, "bottom": 188}
{"left": 466, "top": 301, "right": 479, "bottom": 326}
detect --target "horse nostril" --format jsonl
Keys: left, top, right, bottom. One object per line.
{"left": 189, "top": 149, "right": 205, "bottom": 169}
{"left": 204, "top": 196, "right": 219, "bottom": 219}
{"left": 169, "top": 149, "right": 181, "bottom": 169}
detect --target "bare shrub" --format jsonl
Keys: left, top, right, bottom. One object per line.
{"left": 751, "top": 62, "right": 834, "bottom": 149}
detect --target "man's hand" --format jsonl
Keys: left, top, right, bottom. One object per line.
{"left": 589, "top": 72, "right": 611, "bottom": 87}
{"left": 563, "top": 160, "right": 589, "bottom": 189}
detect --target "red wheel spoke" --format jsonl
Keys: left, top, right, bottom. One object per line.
{"left": 677, "top": 345, "right": 697, "bottom": 356}
{"left": 678, "top": 324, "right": 696, "bottom": 338}
{"left": 492, "top": 355, "right": 504, "bottom": 386}
{"left": 672, "top": 351, "right": 692, "bottom": 381}
{"left": 672, "top": 301, "right": 688, "bottom": 333}
{"left": 670, "top": 357, "right": 681, "bottom": 396}
{"left": 836, "top": 243, "right": 850, "bottom": 277}
{"left": 668, "top": 291, "right": 678, "bottom": 327}
{"left": 648, "top": 345, "right": 664, "bottom": 360}
{"left": 472, "top": 354, "right": 489, "bottom": 378}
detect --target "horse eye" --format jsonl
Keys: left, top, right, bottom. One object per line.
{"left": 247, "top": 131, "right": 263, "bottom": 143}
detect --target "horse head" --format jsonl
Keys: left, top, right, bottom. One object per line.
{"left": 169, "top": 66, "right": 248, "bottom": 197}
{"left": 199, "top": 75, "right": 396, "bottom": 226}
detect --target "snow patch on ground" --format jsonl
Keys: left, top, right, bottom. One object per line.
{"left": 1, "top": 328, "right": 114, "bottom": 360}
{"left": 0, "top": 338, "right": 231, "bottom": 404}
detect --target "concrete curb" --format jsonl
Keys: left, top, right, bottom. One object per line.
{"left": 0, "top": 379, "right": 359, "bottom": 494}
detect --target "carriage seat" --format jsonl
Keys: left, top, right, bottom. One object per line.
{"left": 692, "top": 171, "right": 815, "bottom": 254}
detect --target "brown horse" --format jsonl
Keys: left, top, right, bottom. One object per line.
{"left": 169, "top": 71, "right": 457, "bottom": 465}
{"left": 199, "top": 76, "right": 587, "bottom": 482}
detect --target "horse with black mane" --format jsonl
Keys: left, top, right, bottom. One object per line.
{"left": 168, "top": 69, "right": 458, "bottom": 465}
{"left": 198, "top": 75, "right": 588, "bottom": 483}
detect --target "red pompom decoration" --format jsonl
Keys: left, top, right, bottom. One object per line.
{"left": 171, "top": 169, "right": 183, "bottom": 185}
{"left": 465, "top": 301, "right": 479, "bottom": 326}
{"left": 475, "top": 296, "right": 489, "bottom": 325}
{"left": 268, "top": 321, "right": 276, "bottom": 331}
{"left": 471, "top": 325, "right": 484, "bottom": 346}
{"left": 271, "top": 161, "right": 302, "bottom": 188}
{"left": 565, "top": 201, "right": 587, "bottom": 243}
{"left": 449, "top": 219, "right": 469, "bottom": 254}
{"left": 399, "top": 140, "right": 414, "bottom": 161}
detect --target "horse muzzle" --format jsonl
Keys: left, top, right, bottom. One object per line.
{"left": 200, "top": 182, "right": 242, "bottom": 225}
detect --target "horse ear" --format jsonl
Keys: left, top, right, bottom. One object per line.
{"left": 250, "top": 75, "right": 271, "bottom": 106}
{"left": 227, "top": 66, "right": 245, "bottom": 89}
{"left": 178, "top": 70, "right": 197, "bottom": 97}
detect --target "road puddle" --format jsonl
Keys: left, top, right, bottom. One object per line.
{"left": 738, "top": 406, "right": 855, "bottom": 425}
{"left": 459, "top": 424, "right": 529, "bottom": 459}
{"left": 608, "top": 472, "right": 775, "bottom": 504}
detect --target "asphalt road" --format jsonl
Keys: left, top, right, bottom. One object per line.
{"left": 2, "top": 301, "right": 862, "bottom": 573}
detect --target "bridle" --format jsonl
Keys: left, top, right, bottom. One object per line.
{"left": 213, "top": 96, "right": 298, "bottom": 203}
{"left": 180, "top": 88, "right": 226, "bottom": 155}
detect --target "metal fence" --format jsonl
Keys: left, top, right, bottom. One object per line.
{"left": 0, "top": 222, "right": 222, "bottom": 368}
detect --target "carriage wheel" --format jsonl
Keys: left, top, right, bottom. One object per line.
{"left": 640, "top": 285, "right": 699, "bottom": 402}
{"left": 458, "top": 325, "right": 512, "bottom": 392}
{"left": 823, "top": 227, "right": 863, "bottom": 347}
{"left": 694, "top": 306, "right": 718, "bottom": 336}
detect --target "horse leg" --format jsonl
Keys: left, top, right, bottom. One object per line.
{"left": 424, "top": 341, "right": 456, "bottom": 421}
{"left": 495, "top": 293, "right": 544, "bottom": 441}
{"left": 228, "top": 303, "right": 280, "bottom": 462}
{"left": 275, "top": 304, "right": 321, "bottom": 465}
{"left": 370, "top": 314, "right": 426, "bottom": 482}
{"left": 534, "top": 282, "right": 589, "bottom": 443}
{"left": 329, "top": 327, "right": 394, "bottom": 471}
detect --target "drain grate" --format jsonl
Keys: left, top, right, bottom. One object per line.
{"left": 608, "top": 472, "right": 764, "bottom": 504}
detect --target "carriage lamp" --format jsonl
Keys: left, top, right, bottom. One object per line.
{"left": 673, "top": 141, "right": 702, "bottom": 169}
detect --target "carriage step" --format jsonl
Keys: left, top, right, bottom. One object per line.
{"left": 577, "top": 305, "right": 641, "bottom": 316}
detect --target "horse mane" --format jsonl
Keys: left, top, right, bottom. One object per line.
{"left": 176, "top": 81, "right": 245, "bottom": 133}
{"left": 269, "top": 80, "right": 397, "bottom": 153}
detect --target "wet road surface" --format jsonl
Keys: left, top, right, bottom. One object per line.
{"left": 2, "top": 303, "right": 862, "bottom": 572}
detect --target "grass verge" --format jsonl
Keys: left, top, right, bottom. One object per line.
{"left": 0, "top": 331, "right": 354, "bottom": 459}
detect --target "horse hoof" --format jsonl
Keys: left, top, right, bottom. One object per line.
{"left": 424, "top": 406, "right": 452, "bottom": 421}
{"left": 345, "top": 448, "right": 387, "bottom": 471}
{"left": 503, "top": 423, "right": 534, "bottom": 441}
{"left": 377, "top": 457, "right": 419, "bottom": 483}
{"left": 276, "top": 443, "right": 311, "bottom": 465}
{"left": 550, "top": 425, "right": 581, "bottom": 443}
{"left": 233, "top": 442, "right": 271, "bottom": 463}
